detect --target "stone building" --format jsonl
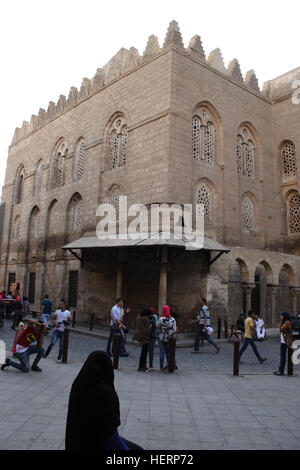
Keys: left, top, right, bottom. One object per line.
{"left": 0, "top": 21, "right": 300, "bottom": 329}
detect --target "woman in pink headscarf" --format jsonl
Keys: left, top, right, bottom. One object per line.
{"left": 157, "top": 305, "right": 176, "bottom": 371}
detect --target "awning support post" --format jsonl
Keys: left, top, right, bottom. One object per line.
{"left": 158, "top": 246, "right": 168, "bottom": 313}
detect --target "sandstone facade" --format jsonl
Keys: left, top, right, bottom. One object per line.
{"left": 1, "top": 21, "right": 299, "bottom": 329}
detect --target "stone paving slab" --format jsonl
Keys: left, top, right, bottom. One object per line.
{"left": 0, "top": 320, "right": 299, "bottom": 450}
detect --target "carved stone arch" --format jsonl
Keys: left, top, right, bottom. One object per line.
{"left": 194, "top": 177, "right": 218, "bottom": 223}
{"left": 237, "top": 122, "right": 261, "bottom": 179}
{"left": 276, "top": 264, "right": 296, "bottom": 315}
{"left": 192, "top": 101, "right": 223, "bottom": 165}
{"left": 235, "top": 258, "right": 249, "bottom": 283}
{"left": 14, "top": 164, "right": 26, "bottom": 205}
{"left": 73, "top": 137, "right": 86, "bottom": 182}
{"left": 104, "top": 112, "right": 128, "bottom": 170}
{"left": 284, "top": 189, "right": 300, "bottom": 235}
{"left": 34, "top": 159, "right": 44, "bottom": 196}
{"left": 241, "top": 191, "right": 257, "bottom": 232}
{"left": 228, "top": 257, "right": 249, "bottom": 318}
{"left": 29, "top": 205, "right": 41, "bottom": 240}
{"left": 279, "top": 140, "right": 297, "bottom": 184}
{"left": 65, "top": 192, "right": 83, "bottom": 235}
{"left": 45, "top": 198, "right": 59, "bottom": 239}
{"left": 13, "top": 214, "right": 21, "bottom": 241}
{"left": 279, "top": 263, "right": 295, "bottom": 286}
{"left": 50, "top": 137, "right": 69, "bottom": 189}
{"left": 257, "top": 260, "right": 274, "bottom": 285}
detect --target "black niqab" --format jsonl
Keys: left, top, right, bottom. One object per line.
{"left": 65, "top": 351, "right": 120, "bottom": 450}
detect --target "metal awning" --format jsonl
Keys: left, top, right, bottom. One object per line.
{"left": 62, "top": 233, "right": 230, "bottom": 253}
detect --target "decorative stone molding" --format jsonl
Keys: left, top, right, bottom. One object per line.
{"left": 207, "top": 48, "right": 226, "bottom": 74}
{"left": 227, "top": 59, "right": 243, "bottom": 83}
{"left": 143, "top": 35, "right": 161, "bottom": 61}
{"left": 163, "top": 20, "right": 184, "bottom": 49}
{"left": 245, "top": 70, "right": 260, "bottom": 92}
{"left": 186, "top": 35, "right": 205, "bottom": 61}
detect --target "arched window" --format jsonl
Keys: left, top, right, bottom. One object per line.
{"left": 192, "top": 109, "right": 215, "bottom": 164}
{"left": 281, "top": 141, "right": 297, "bottom": 181}
{"left": 287, "top": 191, "right": 300, "bottom": 234}
{"left": 35, "top": 162, "right": 43, "bottom": 196}
{"left": 31, "top": 208, "right": 40, "bottom": 239}
{"left": 112, "top": 188, "right": 121, "bottom": 221}
{"left": 15, "top": 168, "right": 25, "bottom": 204}
{"left": 67, "top": 194, "right": 83, "bottom": 233}
{"left": 14, "top": 217, "right": 21, "bottom": 241}
{"left": 242, "top": 196, "right": 254, "bottom": 231}
{"left": 237, "top": 127, "right": 255, "bottom": 178}
{"left": 74, "top": 139, "right": 86, "bottom": 182}
{"left": 196, "top": 183, "right": 211, "bottom": 221}
{"left": 108, "top": 117, "right": 128, "bottom": 169}
{"left": 53, "top": 141, "right": 68, "bottom": 188}
{"left": 73, "top": 201, "right": 83, "bottom": 232}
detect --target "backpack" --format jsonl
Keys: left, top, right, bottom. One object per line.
{"left": 159, "top": 317, "right": 175, "bottom": 343}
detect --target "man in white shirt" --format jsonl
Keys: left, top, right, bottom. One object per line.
{"left": 43, "top": 299, "right": 71, "bottom": 362}
{"left": 106, "top": 298, "right": 128, "bottom": 357}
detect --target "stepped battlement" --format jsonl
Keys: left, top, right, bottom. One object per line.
{"left": 11, "top": 20, "right": 299, "bottom": 146}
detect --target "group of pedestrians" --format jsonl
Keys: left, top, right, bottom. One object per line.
{"left": 1, "top": 297, "right": 71, "bottom": 373}
{"left": 134, "top": 304, "right": 176, "bottom": 372}
{"left": 106, "top": 299, "right": 177, "bottom": 372}
{"left": 0, "top": 290, "right": 296, "bottom": 379}
{"left": 236, "top": 312, "right": 266, "bottom": 341}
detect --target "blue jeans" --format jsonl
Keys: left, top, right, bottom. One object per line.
{"left": 194, "top": 324, "right": 217, "bottom": 351}
{"left": 42, "top": 314, "right": 51, "bottom": 328}
{"left": 44, "top": 330, "right": 64, "bottom": 360}
{"left": 159, "top": 340, "right": 170, "bottom": 369}
{"left": 149, "top": 337, "right": 157, "bottom": 368}
{"left": 279, "top": 343, "right": 288, "bottom": 374}
{"left": 8, "top": 345, "right": 44, "bottom": 372}
{"left": 106, "top": 326, "right": 125, "bottom": 355}
{"left": 239, "top": 338, "right": 263, "bottom": 362}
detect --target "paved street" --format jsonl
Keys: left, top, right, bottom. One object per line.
{"left": 0, "top": 320, "right": 299, "bottom": 450}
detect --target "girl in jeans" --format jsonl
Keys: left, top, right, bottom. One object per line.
{"left": 148, "top": 307, "right": 158, "bottom": 371}
{"left": 158, "top": 305, "right": 176, "bottom": 371}
{"left": 274, "top": 312, "right": 293, "bottom": 376}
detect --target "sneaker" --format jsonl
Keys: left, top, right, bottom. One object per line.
{"left": 1, "top": 359, "right": 10, "bottom": 371}
{"left": 216, "top": 346, "right": 221, "bottom": 354}
{"left": 191, "top": 350, "right": 200, "bottom": 354}
{"left": 42, "top": 354, "right": 48, "bottom": 359}
{"left": 273, "top": 371, "right": 284, "bottom": 376}
{"left": 56, "top": 358, "right": 62, "bottom": 363}
{"left": 120, "top": 352, "right": 129, "bottom": 357}
{"left": 148, "top": 367, "right": 154, "bottom": 371}
{"left": 138, "top": 367, "right": 149, "bottom": 372}
{"left": 31, "top": 365, "right": 42, "bottom": 372}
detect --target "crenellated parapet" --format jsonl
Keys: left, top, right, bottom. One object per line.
{"left": 11, "top": 20, "right": 273, "bottom": 146}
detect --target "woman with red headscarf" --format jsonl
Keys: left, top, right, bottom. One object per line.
{"left": 157, "top": 305, "right": 176, "bottom": 372}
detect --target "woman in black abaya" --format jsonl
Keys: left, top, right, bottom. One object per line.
{"left": 65, "top": 351, "right": 142, "bottom": 450}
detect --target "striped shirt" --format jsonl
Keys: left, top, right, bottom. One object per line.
{"left": 199, "top": 305, "right": 210, "bottom": 326}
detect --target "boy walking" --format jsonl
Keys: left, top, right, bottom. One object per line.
{"left": 43, "top": 300, "right": 71, "bottom": 362}
{"left": 193, "top": 298, "right": 220, "bottom": 353}
{"left": 41, "top": 294, "right": 53, "bottom": 329}
{"left": 239, "top": 311, "right": 267, "bottom": 364}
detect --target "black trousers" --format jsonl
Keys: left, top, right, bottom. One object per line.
{"left": 139, "top": 343, "right": 149, "bottom": 369}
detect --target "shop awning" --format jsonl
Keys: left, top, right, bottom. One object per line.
{"left": 62, "top": 233, "right": 230, "bottom": 253}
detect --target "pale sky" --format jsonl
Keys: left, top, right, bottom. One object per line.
{"left": 1, "top": 0, "right": 299, "bottom": 198}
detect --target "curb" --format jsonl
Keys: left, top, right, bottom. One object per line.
{"left": 68, "top": 327, "right": 230, "bottom": 348}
